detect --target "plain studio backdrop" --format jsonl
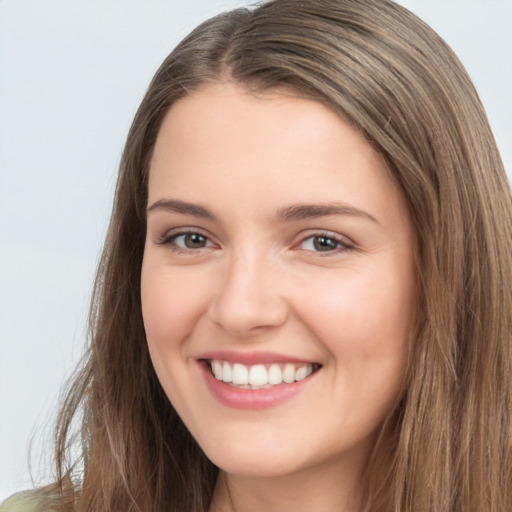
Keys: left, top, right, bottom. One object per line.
{"left": 0, "top": 0, "right": 510, "bottom": 500}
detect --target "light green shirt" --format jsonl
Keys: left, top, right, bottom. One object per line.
{"left": 0, "top": 492, "right": 41, "bottom": 512}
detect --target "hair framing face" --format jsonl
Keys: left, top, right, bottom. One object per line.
{"left": 44, "top": 1, "right": 512, "bottom": 511}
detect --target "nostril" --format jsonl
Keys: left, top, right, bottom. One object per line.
{"left": 207, "top": 266, "right": 289, "bottom": 335}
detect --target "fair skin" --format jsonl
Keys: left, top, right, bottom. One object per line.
{"left": 141, "top": 82, "right": 417, "bottom": 512}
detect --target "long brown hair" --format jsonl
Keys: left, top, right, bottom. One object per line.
{"left": 40, "top": 1, "right": 512, "bottom": 510}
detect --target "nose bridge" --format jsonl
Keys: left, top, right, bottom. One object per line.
{"left": 209, "top": 245, "right": 288, "bottom": 336}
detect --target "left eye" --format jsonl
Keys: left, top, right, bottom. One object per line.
{"left": 300, "top": 234, "right": 347, "bottom": 252}
{"left": 169, "top": 232, "right": 213, "bottom": 249}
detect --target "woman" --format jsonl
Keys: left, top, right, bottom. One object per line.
{"left": 3, "top": 0, "right": 511, "bottom": 510}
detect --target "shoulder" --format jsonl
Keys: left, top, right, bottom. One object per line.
{"left": 0, "top": 491, "right": 42, "bottom": 512}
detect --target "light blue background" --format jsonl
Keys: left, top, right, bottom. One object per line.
{"left": 1, "top": 0, "right": 510, "bottom": 499}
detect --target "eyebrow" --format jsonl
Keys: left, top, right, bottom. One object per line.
{"left": 147, "top": 199, "right": 216, "bottom": 219}
{"left": 147, "top": 198, "right": 380, "bottom": 225}
{"left": 275, "top": 202, "right": 380, "bottom": 225}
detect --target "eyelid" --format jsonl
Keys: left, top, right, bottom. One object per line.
{"left": 156, "top": 227, "right": 217, "bottom": 251}
{"left": 154, "top": 227, "right": 355, "bottom": 256}
{"left": 296, "top": 230, "right": 355, "bottom": 255}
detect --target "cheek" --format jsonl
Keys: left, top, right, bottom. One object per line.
{"left": 140, "top": 264, "right": 212, "bottom": 415}
{"left": 140, "top": 264, "right": 207, "bottom": 355}
{"left": 298, "top": 262, "right": 415, "bottom": 372}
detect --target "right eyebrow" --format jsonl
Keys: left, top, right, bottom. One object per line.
{"left": 146, "top": 199, "right": 216, "bottom": 220}
{"left": 275, "top": 202, "right": 381, "bottom": 226}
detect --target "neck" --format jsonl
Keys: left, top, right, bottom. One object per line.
{"left": 209, "top": 455, "right": 366, "bottom": 512}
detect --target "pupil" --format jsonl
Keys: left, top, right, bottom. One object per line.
{"left": 185, "top": 233, "right": 206, "bottom": 248}
{"left": 313, "top": 236, "right": 337, "bottom": 251}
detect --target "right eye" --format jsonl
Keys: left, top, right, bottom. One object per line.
{"left": 158, "top": 230, "right": 215, "bottom": 252}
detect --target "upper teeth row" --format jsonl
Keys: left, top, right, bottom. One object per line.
{"left": 210, "top": 360, "right": 314, "bottom": 387}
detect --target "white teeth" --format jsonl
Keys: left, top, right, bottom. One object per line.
{"left": 232, "top": 363, "right": 249, "bottom": 385}
{"left": 268, "top": 363, "right": 283, "bottom": 385}
{"left": 211, "top": 360, "right": 223, "bottom": 380}
{"left": 282, "top": 363, "right": 296, "bottom": 384}
{"left": 209, "top": 360, "right": 316, "bottom": 387}
{"left": 222, "top": 361, "right": 233, "bottom": 383}
{"left": 295, "top": 364, "right": 312, "bottom": 381}
{"left": 249, "top": 364, "right": 268, "bottom": 386}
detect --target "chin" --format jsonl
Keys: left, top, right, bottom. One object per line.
{"left": 211, "top": 453, "right": 300, "bottom": 479}
{"left": 198, "top": 435, "right": 305, "bottom": 478}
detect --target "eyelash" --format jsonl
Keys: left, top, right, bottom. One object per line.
{"left": 299, "top": 232, "right": 354, "bottom": 255}
{"left": 156, "top": 228, "right": 214, "bottom": 253}
{"left": 156, "top": 229, "right": 354, "bottom": 255}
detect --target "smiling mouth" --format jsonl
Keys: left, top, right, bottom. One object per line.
{"left": 205, "top": 360, "right": 322, "bottom": 389}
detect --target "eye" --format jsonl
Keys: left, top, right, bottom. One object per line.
{"left": 300, "top": 233, "right": 351, "bottom": 253}
{"left": 174, "top": 232, "right": 211, "bottom": 249}
{"left": 158, "top": 230, "right": 215, "bottom": 252}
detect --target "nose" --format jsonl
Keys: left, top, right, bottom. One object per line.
{"left": 208, "top": 251, "right": 289, "bottom": 338}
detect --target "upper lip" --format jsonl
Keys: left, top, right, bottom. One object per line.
{"left": 198, "top": 350, "right": 319, "bottom": 366}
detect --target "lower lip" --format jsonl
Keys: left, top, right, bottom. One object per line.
{"left": 200, "top": 363, "right": 314, "bottom": 410}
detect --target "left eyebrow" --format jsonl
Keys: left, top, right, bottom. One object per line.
{"left": 275, "top": 202, "right": 381, "bottom": 225}
{"left": 146, "top": 198, "right": 216, "bottom": 220}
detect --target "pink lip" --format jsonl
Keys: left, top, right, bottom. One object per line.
{"left": 199, "top": 360, "right": 317, "bottom": 410}
{"left": 199, "top": 350, "right": 314, "bottom": 365}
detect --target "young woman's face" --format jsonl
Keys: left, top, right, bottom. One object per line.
{"left": 141, "top": 82, "right": 417, "bottom": 479}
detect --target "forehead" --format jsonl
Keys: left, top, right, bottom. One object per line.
{"left": 150, "top": 81, "right": 376, "bottom": 166}
{"left": 148, "top": 81, "right": 408, "bottom": 229}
